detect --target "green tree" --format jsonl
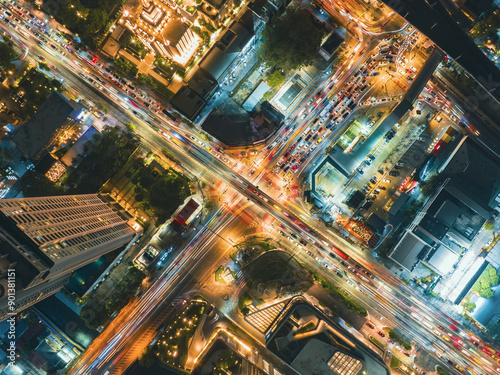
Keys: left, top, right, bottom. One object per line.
{"left": 481, "top": 289, "right": 494, "bottom": 298}
{"left": 484, "top": 221, "right": 495, "bottom": 231}
{"left": 137, "top": 73, "right": 156, "bottom": 88}
{"left": 258, "top": 9, "right": 325, "bottom": 72}
{"left": 462, "top": 301, "right": 476, "bottom": 312}
{"left": 125, "top": 122, "right": 136, "bottom": 132}
{"left": 38, "top": 62, "right": 50, "bottom": 71}
{"left": 267, "top": 70, "right": 285, "bottom": 88}
{"left": 18, "top": 170, "right": 64, "bottom": 197}
{"left": 204, "top": 200, "right": 216, "bottom": 210}
{"left": 0, "top": 147, "right": 12, "bottom": 163}
{"left": 0, "top": 40, "right": 17, "bottom": 70}
{"left": 214, "top": 350, "right": 238, "bottom": 373}
{"left": 148, "top": 173, "right": 190, "bottom": 222}
{"left": 80, "top": 299, "right": 110, "bottom": 329}
{"left": 421, "top": 172, "right": 445, "bottom": 196}
{"left": 138, "top": 347, "right": 156, "bottom": 368}
{"left": 83, "top": 8, "right": 108, "bottom": 38}
{"left": 161, "top": 148, "right": 177, "bottom": 162}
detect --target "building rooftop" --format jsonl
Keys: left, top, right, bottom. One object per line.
{"left": 199, "top": 21, "right": 253, "bottom": 81}
{"left": 426, "top": 244, "right": 459, "bottom": 275}
{"left": 242, "top": 80, "right": 270, "bottom": 111}
{"left": 439, "top": 136, "right": 500, "bottom": 217}
{"left": 12, "top": 92, "right": 82, "bottom": 161}
{"left": 186, "top": 67, "right": 218, "bottom": 100}
{"left": 390, "top": 231, "right": 430, "bottom": 271}
{"left": 162, "top": 18, "right": 189, "bottom": 45}
{"left": 170, "top": 86, "right": 206, "bottom": 121}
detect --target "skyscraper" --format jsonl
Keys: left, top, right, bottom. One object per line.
{"left": 0, "top": 194, "right": 142, "bottom": 321}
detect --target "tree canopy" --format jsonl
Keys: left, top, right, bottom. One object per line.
{"left": 258, "top": 9, "right": 325, "bottom": 72}
{"left": 0, "top": 40, "right": 17, "bottom": 71}
{"left": 484, "top": 221, "right": 495, "bottom": 231}
{"left": 421, "top": 172, "right": 445, "bottom": 197}
{"left": 471, "top": 264, "right": 499, "bottom": 298}
{"left": 64, "top": 126, "right": 138, "bottom": 193}
{"left": 267, "top": 70, "right": 285, "bottom": 88}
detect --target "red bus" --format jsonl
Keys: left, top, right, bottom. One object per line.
{"left": 331, "top": 246, "right": 349, "bottom": 261}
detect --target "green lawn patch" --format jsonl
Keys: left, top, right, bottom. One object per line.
{"left": 369, "top": 336, "right": 385, "bottom": 350}
{"left": 215, "top": 266, "right": 226, "bottom": 283}
{"left": 387, "top": 329, "right": 412, "bottom": 350}
{"left": 390, "top": 355, "right": 400, "bottom": 368}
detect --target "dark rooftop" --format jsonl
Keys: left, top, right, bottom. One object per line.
{"left": 441, "top": 137, "right": 500, "bottom": 217}
{"left": 320, "top": 32, "right": 343, "bottom": 54}
{"left": 170, "top": 86, "right": 206, "bottom": 121}
{"left": 12, "top": 92, "right": 81, "bottom": 160}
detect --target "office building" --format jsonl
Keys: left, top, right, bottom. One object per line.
{"left": 0, "top": 194, "right": 142, "bottom": 321}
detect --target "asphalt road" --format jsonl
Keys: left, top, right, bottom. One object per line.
{"left": 3, "top": 3, "right": 500, "bottom": 375}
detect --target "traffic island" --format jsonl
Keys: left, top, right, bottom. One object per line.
{"left": 215, "top": 266, "right": 236, "bottom": 284}
{"left": 389, "top": 356, "right": 411, "bottom": 374}
{"left": 236, "top": 250, "right": 313, "bottom": 316}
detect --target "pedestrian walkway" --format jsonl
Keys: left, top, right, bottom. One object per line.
{"left": 245, "top": 301, "right": 286, "bottom": 333}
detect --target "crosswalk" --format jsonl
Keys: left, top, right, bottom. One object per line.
{"left": 245, "top": 301, "right": 286, "bottom": 333}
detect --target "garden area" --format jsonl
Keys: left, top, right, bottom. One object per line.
{"left": 64, "top": 126, "right": 139, "bottom": 193}
{"left": 14, "top": 67, "right": 63, "bottom": 117}
{"left": 237, "top": 250, "right": 313, "bottom": 315}
{"left": 231, "top": 238, "right": 277, "bottom": 264}
{"left": 43, "top": 0, "right": 121, "bottom": 49}
{"left": 0, "top": 37, "right": 17, "bottom": 74}
{"left": 386, "top": 328, "right": 412, "bottom": 351}
{"left": 191, "top": 341, "right": 242, "bottom": 375}
{"left": 471, "top": 264, "right": 499, "bottom": 298}
{"left": 120, "top": 30, "right": 150, "bottom": 59}
{"left": 436, "top": 366, "right": 449, "bottom": 375}
{"left": 19, "top": 126, "right": 138, "bottom": 197}
{"left": 80, "top": 264, "right": 146, "bottom": 329}
{"left": 390, "top": 356, "right": 411, "bottom": 374}
{"left": 238, "top": 251, "right": 313, "bottom": 315}
{"left": 141, "top": 298, "right": 207, "bottom": 369}
{"left": 126, "top": 156, "right": 191, "bottom": 222}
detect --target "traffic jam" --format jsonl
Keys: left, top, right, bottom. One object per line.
{"left": 271, "top": 33, "right": 421, "bottom": 183}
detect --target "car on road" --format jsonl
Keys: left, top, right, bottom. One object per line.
{"left": 377, "top": 331, "right": 385, "bottom": 338}
{"left": 366, "top": 322, "right": 374, "bottom": 329}
{"left": 482, "top": 348, "right": 493, "bottom": 356}
{"left": 37, "top": 55, "right": 45, "bottom": 62}
{"left": 442, "top": 335, "right": 451, "bottom": 342}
